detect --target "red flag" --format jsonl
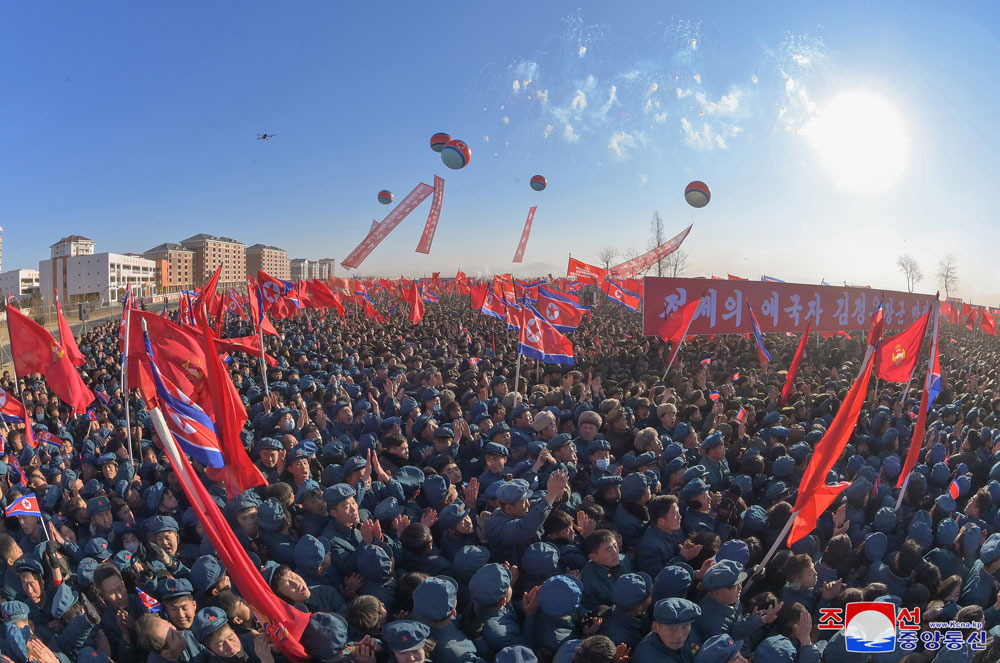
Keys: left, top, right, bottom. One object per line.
{"left": 406, "top": 282, "right": 425, "bottom": 325}
{"left": 875, "top": 309, "right": 930, "bottom": 383}
{"left": 470, "top": 283, "right": 488, "bottom": 312}
{"left": 214, "top": 337, "right": 278, "bottom": 368}
{"left": 156, "top": 413, "right": 311, "bottom": 661}
{"left": 7, "top": 305, "right": 92, "bottom": 413}
{"left": 982, "top": 309, "right": 997, "bottom": 336}
{"left": 788, "top": 483, "right": 851, "bottom": 545}
{"left": 780, "top": 323, "right": 812, "bottom": 406}
{"left": 195, "top": 315, "right": 267, "bottom": 498}
{"left": 656, "top": 300, "right": 701, "bottom": 347}
{"left": 193, "top": 264, "right": 223, "bottom": 328}
{"left": 55, "top": 299, "right": 86, "bottom": 367}
{"left": 789, "top": 350, "right": 875, "bottom": 544}
{"left": 868, "top": 302, "right": 885, "bottom": 347}
{"left": 898, "top": 305, "right": 940, "bottom": 489}
{"left": 304, "top": 280, "right": 346, "bottom": 317}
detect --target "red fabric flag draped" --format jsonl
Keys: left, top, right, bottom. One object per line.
{"left": 656, "top": 300, "right": 701, "bottom": 347}
{"left": 470, "top": 283, "right": 488, "bottom": 312}
{"left": 195, "top": 315, "right": 267, "bottom": 499}
{"left": 789, "top": 351, "right": 875, "bottom": 545}
{"left": 788, "top": 482, "right": 852, "bottom": 545}
{"left": 155, "top": 416, "right": 311, "bottom": 661}
{"left": 7, "top": 306, "right": 93, "bottom": 413}
{"left": 304, "top": 280, "right": 346, "bottom": 317}
{"left": 875, "top": 309, "right": 930, "bottom": 383}
{"left": 982, "top": 309, "right": 997, "bottom": 336}
{"left": 193, "top": 264, "right": 223, "bottom": 328}
{"left": 406, "top": 282, "right": 425, "bottom": 325}
{"left": 55, "top": 300, "right": 86, "bottom": 367}
{"left": 898, "top": 306, "right": 940, "bottom": 489}
{"left": 780, "top": 323, "right": 812, "bottom": 406}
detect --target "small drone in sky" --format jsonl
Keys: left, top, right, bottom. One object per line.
{"left": 257, "top": 133, "right": 275, "bottom": 141}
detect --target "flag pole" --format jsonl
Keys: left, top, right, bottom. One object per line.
{"left": 121, "top": 303, "right": 136, "bottom": 466}
{"left": 661, "top": 298, "right": 700, "bottom": 383}
{"left": 258, "top": 318, "right": 269, "bottom": 397}
{"left": 4, "top": 297, "right": 38, "bottom": 477}
{"left": 514, "top": 352, "right": 522, "bottom": 395}
{"left": 757, "top": 509, "right": 798, "bottom": 569}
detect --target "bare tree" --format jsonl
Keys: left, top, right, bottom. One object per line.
{"left": 621, "top": 247, "right": 640, "bottom": 262}
{"left": 937, "top": 254, "right": 959, "bottom": 299}
{"left": 596, "top": 246, "right": 619, "bottom": 270}
{"left": 662, "top": 249, "right": 689, "bottom": 278}
{"left": 896, "top": 254, "right": 923, "bottom": 293}
{"left": 648, "top": 210, "right": 666, "bottom": 277}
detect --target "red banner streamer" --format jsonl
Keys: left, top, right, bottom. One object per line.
{"left": 641, "top": 277, "right": 936, "bottom": 336}
{"left": 512, "top": 206, "right": 537, "bottom": 263}
{"left": 612, "top": 224, "right": 693, "bottom": 278}
{"left": 415, "top": 175, "right": 445, "bottom": 254}
{"left": 342, "top": 182, "right": 435, "bottom": 269}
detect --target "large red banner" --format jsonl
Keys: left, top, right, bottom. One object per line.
{"left": 342, "top": 182, "right": 435, "bottom": 269}
{"left": 415, "top": 175, "right": 445, "bottom": 254}
{"left": 567, "top": 257, "right": 608, "bottom": 281}
{"left": 612, "top": 224, "right": 692, "bottom": 279}
{"left": 512, "top": 206, "right": 537, "bottom": 263}
{"left": 642, "top": 277, "right": 936, "bottom": 336}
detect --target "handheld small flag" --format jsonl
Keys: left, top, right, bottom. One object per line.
{"left": 732, "top": 372, "right": 741, "bottom": 381}
{"left": 700, "top": 358, "right": 712, "bottom": 366}
{"left": 5, "top": 493, "right": 41, "bottom": 517}
{"left": 736, "top": 406, "right": 746, "bottom": 422}
{"left": 948, "top": 479, "right": 961, "bottom": 500}
{"left": 708, "top": 392, "right": 720, "bottom": 402}
{"left": 137, "top": 588, "right": 162, "bottom": 613}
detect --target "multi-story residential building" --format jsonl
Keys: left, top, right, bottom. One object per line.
{"left": 246, "top": 244, "right": 290, "bottom": 281}
{"left": 179, "top": 234, "right": 246, "bottom": 289}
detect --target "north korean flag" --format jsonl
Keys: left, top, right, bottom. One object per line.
{"left": 603, "top": 280, "right": 641, "bottom": 311}
{"left": 504, "top": 300, "right": 523, "bottom": 332}
{"left": 6, "top": 493, "right": 41, "bottom": 517}
{"left": 0, "top": 388, "right": 27, "bottom": 425}
{"left": 137, "top": 588, "right": 162, "bottom": 613}
{"left": 480, "top": 288, "right": 508, "bottom": 321}
{"left": 745, "top": 300, "right": 773, "bottom": 368}
{"left": 518, "top": 305, "right": 575, "bottom": 365}
{"left": 538, "top": 288, "right": 590, "bottom": 332}
{"left": 257, "top": 270, "right": 293, "bottom": 306}
{"left": 143, "top": 334, "right": 225, "bottom": 468}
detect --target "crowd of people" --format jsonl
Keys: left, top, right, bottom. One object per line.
{"left": 0, "top": 291, "right": 999, "bottom": 663}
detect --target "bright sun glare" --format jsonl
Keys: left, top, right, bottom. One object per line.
{"left": 806, "top": 91, "right": 909, "bottom": 194}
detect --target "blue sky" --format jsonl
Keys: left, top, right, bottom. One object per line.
{"left": 2, "top": 2, "right": 998, "bottom": 300}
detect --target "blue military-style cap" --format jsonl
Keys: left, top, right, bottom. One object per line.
{"left": 257, "top": 498, "right": 286, "bottom": 532}
{"left": 664, "top": 457, "right": 687, "bottom": 476}
{"left": 697, "top": 635, "right": 745, "bottom": 663}
{"left": 295, "top": 479, "right": 323, "bottom": 505}
{"left": 538, "top": 575, "right": 583, "bottom": 617}
{"left": 596, "top": 475, "right": 623, "bottom": 490}
{"left": 51, "top": 584, "right": 79, "bottom": 620}
{"left": 653, "top": 564, "right": 693, "bottom": 601}
{"left": 357, "top": 544, "right": 394, "bottom": 581}
{"left": 412, "top": 576, "right": 458, "bottom": 621}
{"left": 285, "top": 448, "right": 310, "bottom": 466}
{"left": 522, "top": 542, "right": 560, "bottom": 577}
{"left": 77, "top": 647, "right": 110, "bottom": 663}
{"left": 382, "top": 620, "right": 431, "bottom": 653}
{"left": 1, "top": 601, "right": 29, "bottom": 622}
{"left": 147, "top": 515, "right": 180, "bottom": 534}
{"left": 934, "top": 494, "right": 956, "bottom": 514}
{"left": 621, "top": 473, "right": 649, "bottom": 502}
{"left": 497, "top": 479, "right": 531, "bottom": 504}
{"left": 702, "top": 560, "right": 747, "bottom": 591}
{"left": 191, "top": 607, "right": 229, "bottom": 643}
{"left": 158, "top": 577, "right": 194, "bottom": 602}
{"left": 86, "top": 496, "right": 111, "bottom": 517}
{"left": 228, "top": 492, "right": 261, "bottom": 514}
{"left": 772, "top": 456, "right": 795, "bottom": 478}
{"left": 256, "top": 437, "right": 284, "bottom": 451}
{"left": 496, "top": 646, "right": 538, "bottom": 663}
{"left": 437, "top": 501, "right": 469, "bottom": 530}
{"left": 343, "top": 456, "right": 367, "bottom": 475}
{"left": 673, "top": 422, "right": 692, "bottom": 441}
{"left": 191, "top": 556, "right": 226, "bottom": 592}
{"left": 483, "top": 442, "right": 509, "bottom": 458}
{"left": 679, "top": 478, "right": 709, "bottom": 503}
{"left": 452, "top": 545, "right": 491, "bottom": 580}
{"left": 82, "top": 538, "right": 112, "bottom": 561}
{"left": 682, "top": 465, "right": 709, "bottom": 484}
{"left": 701, "top": 431, "right": 724, "bottom": 451}
{"left": 294, "top": 535, "right": 330, "bottom": 571}
{"left": 423, "top": 475, "right": 450, "bottom": 505}
{"left": 111, "top": 551, "right": 134, "bottom": 573}
{"left": 374, "top": 497, "right": 403, "bottom": 521}
{"left": 324, "top": 483, "right": 356, "bottom": 508}
{"left": 864, "top": 532, "right": 888, "bottom": 563}
{"left": 663, "top": 442, "right": 685, "bottom": 462}
{"left": 76, "top": 558, "right": 99, "bottom": 587}
{"left": 937, "top": 518, "right": 960, "bottom": 547}
{"left": 547, "top": 434, "right": 573, "bottom": 451}
{"left": 653, "top": 597, "right": 701, "bottom": 625}
{"left": 755, "top": 636, "right": 797, "bottom": 663}
{"left": 611, "top": 572, "right": 652, "bottom": 610}
{"left": 762, "top": 411, "right": 781, "bottom": 426}
{"left": 980, "top": 532, "right": 1000, "bottom": 565}
{"left": 469, "top": 563, "right": 511, "bottom": 605}
{"left": 716, "top": 540, "right": 750, "bottom": 567}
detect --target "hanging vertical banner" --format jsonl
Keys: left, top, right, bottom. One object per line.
{"left": 341, "top": 182, "right": 435, "bottom": 269}
{"left": 415, "top": 175, "right": 445, "bottom": 254}
{"left": 611, "top": 224, "right": 693, "bottom": 278}
{"left": 512, "top": 206, "right": 537, "bottom": 263}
